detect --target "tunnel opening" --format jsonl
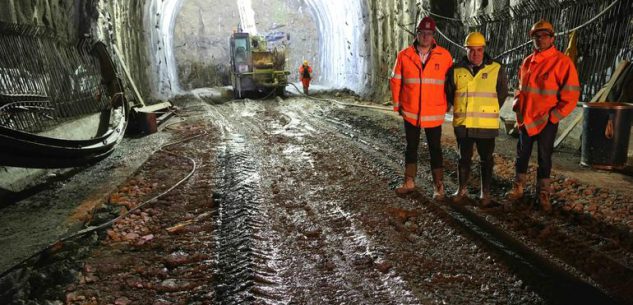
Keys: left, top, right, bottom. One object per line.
{"left": 152, "top": 0, "right": 370, "bottom": 97}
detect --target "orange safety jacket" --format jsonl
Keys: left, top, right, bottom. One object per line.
{"left": 390, "top": 44, "right": 453, "bottom": 128}
{"left": 299, "top": 65, "right": 312, "bottom": 81}
{"left": 514, "top": 46, "right": 580, "bottom": 136}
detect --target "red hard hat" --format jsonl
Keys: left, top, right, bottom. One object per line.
{"left": 417, "top": 16, "right": 436, "bottom": 32}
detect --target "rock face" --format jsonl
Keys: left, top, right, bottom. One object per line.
{"left": 365, "top": 0, "right": 419, "bottom": 101}
{"left": 173, "top": 0, "right": 239, "bottom": 90}
{"left": 0, "top": 1, "right": 78, "bottom": 41}
{"left": 0, "top": 0, "right": 173, "bottom": 102}
{"left": 0, "top": 1, "right": 157, "bottom": 192}
{"left": 173, "top": 0, "right": 319, "bottom": 90}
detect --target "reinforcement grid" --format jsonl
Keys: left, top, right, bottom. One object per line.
{"left": 428, "top": 0, "right": 633, "bottom": 101}
{"left": 0, "top": 23, "right": 109, "bottom": 133}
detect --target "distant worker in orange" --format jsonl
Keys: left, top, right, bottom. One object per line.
{"left": 299, "top": 60, "right": 313, "bottom": 95}
{"left": 506, "top": 20, "right": 580, "bottom": 212}
{"left": 390, "top": 16, "right": 453, "bottom": 200}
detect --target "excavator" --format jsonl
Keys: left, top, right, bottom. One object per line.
{"left": 229, "top": 31, "right": 289, "bottom": 98}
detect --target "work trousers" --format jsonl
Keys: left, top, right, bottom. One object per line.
{"left": 515, "top": 121, "right": 558, "bottom": 179}
{"left": 456, "top": 137, "right": 495, "bottom": 171}
{"left": 404, "top": 120, "right": 443, "bottom": 169}
{"left": 301, "top": 78, "right": 311, "bottom": 89}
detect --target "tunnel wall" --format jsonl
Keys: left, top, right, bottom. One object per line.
{"left": 96, "top": 1, "right": 152, "bottom": 103}
{"left": 368, "top": 0, "right": 633, "bottom": 161}
{"left": 0, "top": 1, "right": 78, "bottom": 40}
{"left": 0, "top": 0, "right": 156, "bottom": 103}
{"left": 365, "top": 0, "right": 419, "bottom": 103}
{"left": 305, "top": 0, "right": 369, "bottom": 93}
{"left": 0, "top": 0, "right": 155, "bottom": 192}
{"left": 146, "top": 0, "right": 183, "bottom": 99}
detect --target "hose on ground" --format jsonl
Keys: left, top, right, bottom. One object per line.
{"left": 286, "top": 83, "right": 393, "bottom": 112}
{"left": 0, "top": 130, "right": 203, "bottom": 279}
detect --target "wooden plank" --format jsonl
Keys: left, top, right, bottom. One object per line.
{"left": 590, "top": 87, "right": 606, "bottom": 103}
{"left": 135, "top": 101, "right": 172, "bottom": 113}
{"left": 598, "top": 60, "right": 630, "bottom": 102}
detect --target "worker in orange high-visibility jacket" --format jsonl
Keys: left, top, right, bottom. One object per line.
{"left": 506, "top": 19, "right": 580, "bottom": 212}
{"left": 299, "top": 60, "right": 313, "bottom": 95}
{"left": 390, "top": 16, "right": 453, "bottom": 200}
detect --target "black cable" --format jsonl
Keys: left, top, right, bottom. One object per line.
{"left": 0, "top": 130, "right": 204, "bottom": 279}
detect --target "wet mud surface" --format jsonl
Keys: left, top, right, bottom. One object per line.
{"left": 2, "top": 94, "right": 633, "bottom": 304}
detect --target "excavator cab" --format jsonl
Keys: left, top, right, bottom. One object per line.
{"left": 229, "top": 32, "right": 289, "bottom": 98}
{"left": 229, "top": 33, "right": 252, "bottom": 98}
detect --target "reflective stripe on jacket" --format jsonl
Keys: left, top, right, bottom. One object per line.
{"left": 515, "top": 46, "right": 580, "bottom": 136}
{"left": 390, "top": 44, "right": 453, "bottom": 128}
{"left": 453, "top": 62, "right": 501, "bottom": 130}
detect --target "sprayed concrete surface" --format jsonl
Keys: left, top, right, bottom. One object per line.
{"left": 2, "top": 94, "right": 633, "bottom": 304}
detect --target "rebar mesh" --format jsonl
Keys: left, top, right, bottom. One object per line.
{"left": 428, "top": 0, "right": 633, "bottom": 101}
{"left": 0, "top": 22, "right": 110, "bottom": 133}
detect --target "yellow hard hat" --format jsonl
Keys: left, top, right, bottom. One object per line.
{"left": 529, "top": 19, "right": 554, "bottom": 36}
{"left": 464, "top": 32, "right": 486, "bottom": 47}
{"left": 303, "top": 60, "right": 309, "bottom": 66}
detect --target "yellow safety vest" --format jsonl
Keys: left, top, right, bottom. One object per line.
{"left": 453, "top": 62, "right": 500, "bottom": 129}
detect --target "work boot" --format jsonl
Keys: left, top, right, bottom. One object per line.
{"left": 506, "top": 173, "right": 527, "bottom": 201}
{"left": 431, "top": 168, "right": 445, "bottom": 201}
{"left": 395, "top": 163, "right": 417, "bottom": 194}
{"left": 479, "top": 162, "right": 494, "bottom": 207}
{"left": 303, "top": 87, "right": 309, "bottom": 95}
{"left": 451, "top": 165, "right": 470, "bottom": 204}
{"left": 537, "top": 178, "right": 552, "bottom": 213}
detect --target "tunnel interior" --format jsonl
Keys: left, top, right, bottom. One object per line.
{"left": 2, "top": 0, "right": 631, "bottom": 102}
{"left": 2, "top": 1, "right": 633, "bottom": 304}
{"left": 163, "top": 0, "right": 370, "bottom": 95}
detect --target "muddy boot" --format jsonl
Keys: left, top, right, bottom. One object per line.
{"left": 431, "top": 168, "right": 445, "bottom": 201}
{"left": 451, "top": 165, "right": 470, "bottom": 204}
{"left": 479, "top": 162, "right": 493, "bottom": 207}
{"left": 395, "top": 163, "right": 417, "bottom": 194}
{"left": 506, "top": 173, "right": 526, "bottom": 201}
{"left": 537, "top": 178, "right": 552, "bottom": 213}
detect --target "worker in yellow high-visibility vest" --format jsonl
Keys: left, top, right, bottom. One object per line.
{"left": 445, "top": 32, "right": 508, "bottom": 207}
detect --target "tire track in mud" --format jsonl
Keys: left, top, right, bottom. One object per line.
{"left": 225, "top": 99, "right": 422, "bottom": 304}
{"left": 208, "top": 101, "right": 288, "bottom": 305}
{"left": 321, "top": 103, "right": 628, "bottom": 304}
{"left": 290, "top": 107, "right": 539, "bottom": 304}
{"left": 306, "top": 200, "right": 421, "bottom": 304}
{"left": 203, "top": 97, "right": 619, "bottom": 304}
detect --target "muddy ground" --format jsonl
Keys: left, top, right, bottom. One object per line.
{"left": 1, "top": 93, "right": 633, "bottom": 305}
